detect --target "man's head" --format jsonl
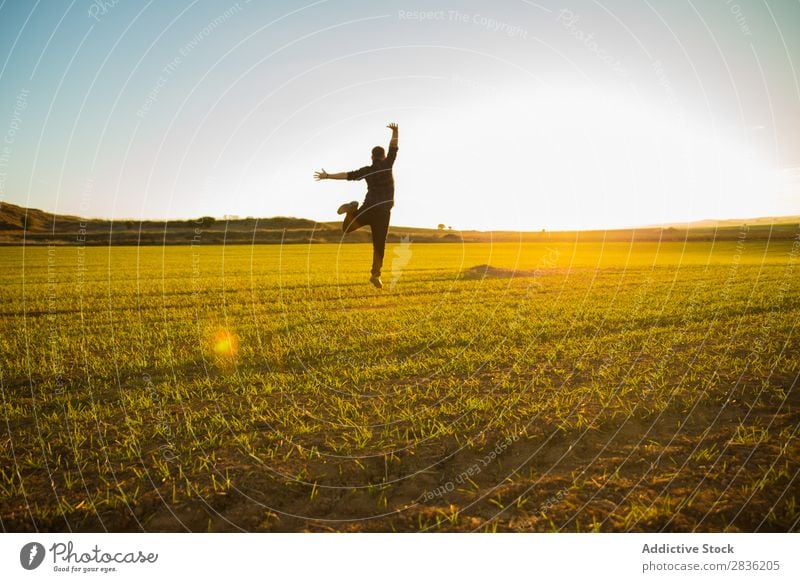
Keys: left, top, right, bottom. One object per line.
{"left": 371, "top": 146, "right": 385, "bottom": 163}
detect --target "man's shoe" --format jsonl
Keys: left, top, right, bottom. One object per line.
{"left": 369, "top": 275, "right": 383, "bottom": 289}
{"left": 337, "top": 201, "right": 358, "bottom": 215}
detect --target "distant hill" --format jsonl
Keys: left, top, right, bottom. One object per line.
{"left": 645, "top": 215, "right": 800, "bottom": 228}
{"left": 0, "top": 201, "right": 445, "bottom": 245}
{"left": 0, "top": 200, "right": 87, "bottom": 231}
{"left": 1, "top": 200, "right": 798, "bottom": 245}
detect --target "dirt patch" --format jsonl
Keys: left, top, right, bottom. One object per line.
{"left": 460, "top": 264, "right": 547, "bottom": 280}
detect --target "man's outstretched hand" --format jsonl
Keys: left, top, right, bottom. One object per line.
{"left": 314, "top": 169, "right": 328, "bottom": 181}
{"left": 387, "top": 123, "right": 398, "bottom": 150}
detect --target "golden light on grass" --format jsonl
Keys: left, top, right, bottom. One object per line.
{"left": 210, "top": 328, "right": 239, "bottom": 358}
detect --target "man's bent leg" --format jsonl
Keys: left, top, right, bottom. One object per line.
{"left": 343, "top": 210, "right": 365, "bottom": 233}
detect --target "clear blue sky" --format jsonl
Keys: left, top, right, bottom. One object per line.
{"left": 1, "top": 0, "right": 798, "bottom": 230}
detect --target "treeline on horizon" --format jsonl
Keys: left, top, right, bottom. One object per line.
{"left": 1, "top": 200, "right": 798, "bottom": 245}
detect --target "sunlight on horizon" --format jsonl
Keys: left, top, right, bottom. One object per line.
{"left": 367, "top": 91, "right": 785, "bottom": 231}
{"left": 240, "top": 87, "right": 791, "bottom": 232}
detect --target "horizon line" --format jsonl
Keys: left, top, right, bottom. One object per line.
{"left": 1, "top": 199, "right": 799, "bottom": 233}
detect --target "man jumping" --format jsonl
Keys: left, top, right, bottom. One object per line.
{"left": 314, "top": 123, "right": 399, "bottom": 289}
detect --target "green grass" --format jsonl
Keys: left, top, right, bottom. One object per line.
{"left": 1, "top": 239, "right": 799, "bottom": 532}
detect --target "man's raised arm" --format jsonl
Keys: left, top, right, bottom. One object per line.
{"left": 387, "top": 123, "right": 398, "bottom": 150}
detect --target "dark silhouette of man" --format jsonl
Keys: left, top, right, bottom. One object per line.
{"left": 314, "top": 123, "right": 399, "bottom": 289}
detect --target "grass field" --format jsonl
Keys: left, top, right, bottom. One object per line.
{"left": 1, "top": 237, "right": 799, "bottom": 532}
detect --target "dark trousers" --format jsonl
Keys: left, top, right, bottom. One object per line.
{"left": 342, "top": 203, "right": 392, "bottom": 276}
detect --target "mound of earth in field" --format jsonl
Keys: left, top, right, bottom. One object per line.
{"left": 460, "top": 264, "right": 544, "bottom": 280}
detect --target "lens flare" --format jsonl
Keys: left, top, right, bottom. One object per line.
{"left": 210, "top": 328, "right": 239, "bottom": 358}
